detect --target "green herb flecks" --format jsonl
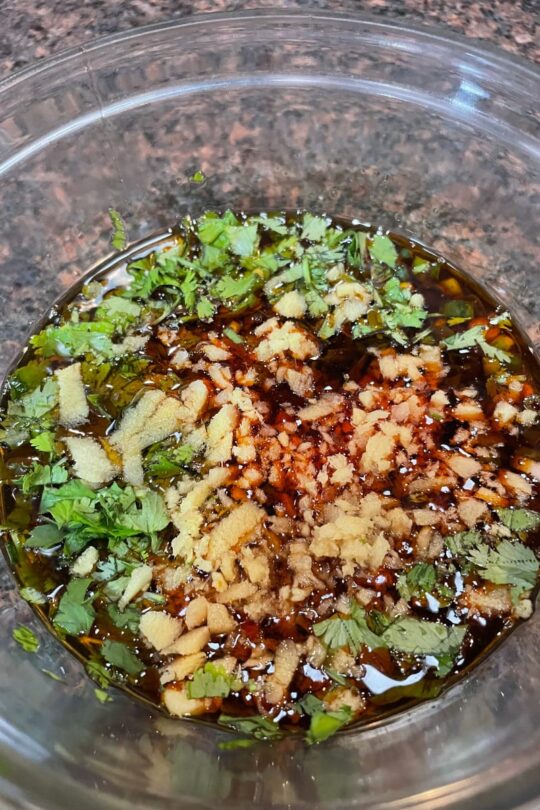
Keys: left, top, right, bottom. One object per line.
{"left": 218, "top": 714, "right": 283, "bottom": 741}
{"left": 108, "top": 208, "right": 127, "bottom": 251}
{"left": 300, "top": 694, "right": 353, "bottom": 744}
{"left": 13, "top": 625, "right": 40, "bottom": 653}
{"left": 101, "top": 640, "right": 144, "bottom": 676}
{"left": 442, "top": 324, "right": 513, "bottom": 364}
{"left": 53, "top": 577, "right": 96, "bottom": 636}
{"left": 187, "top": 663, "right": 242, "bottom": 699}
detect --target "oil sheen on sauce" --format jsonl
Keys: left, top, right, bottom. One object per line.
{"left": 1, "top": 211, "right": 539, "bottom": 741}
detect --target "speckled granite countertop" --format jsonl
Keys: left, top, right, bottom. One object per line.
{"left": 0, "top": 0, "right": 538, "bottom": 74}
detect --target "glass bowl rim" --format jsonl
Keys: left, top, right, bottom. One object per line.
{"left": 0, "top": 7, "right": 538, "bottom": 96}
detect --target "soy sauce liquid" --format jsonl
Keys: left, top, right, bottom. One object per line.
{"left": 2, "top": 215, "right": 540, "bottom": 730}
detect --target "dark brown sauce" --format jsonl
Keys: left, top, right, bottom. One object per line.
{"left": 2, "top": 213, "right": 540, "bottom": 735}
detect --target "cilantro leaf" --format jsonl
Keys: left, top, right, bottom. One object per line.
{"left": 251, "top": 215, "right": 288, "bottom": 235}
{"left": 8, "top": 360, "right": 48, "bottom": 398}
{"left": 20, "top": 586, "right": 47, "bottom": 605}
{"left": 442, "top": 325, "right": 512, "bottom": 364}
{"left": 144, "top": 442, "right": 195, "bottom": 477}
{"left": 214, "top": 273, "right": 259, "bottom": 301}
{"left": 121, "top": 489, "right": 169, "bottom": 535}
{"left": 187, "top": 663, "right": 242, "bottom": 699}
{"left": 95, "top": 688, "right": 113, "bottom": 704}
{"left": 313, "top": 601, "right": 382, "bottom": 653}
{"left": 30, "top": 431, "right": 57, "bottom": 454}
{"left": 86, "top": 658, "right": 111, "bottom": 688}
{"left": 101, "top": 639, "right": 144, "bottom": 676}
{"left": 16, "top": 461, "right": 67, "bottom": 494}
{"left": 31, "top": 322, "right": 115, "bottom": 359}
{"left": 53, "top": 577, "right": 95, "bottom": 635}
{"left": 304, "top": 289, "right": 328, "bottom": 317}
{"left": 108, "top": 208, "right": 127, "bottom": 251}
{"left": 25, "top": 523, "right": 63, "bottom": 549}
{"left": 0, "top": 377, "right": 58, "bottom": 447}
{"left": 13, "top": 625, "right": 40, "bottom": 653}
{"left": 226, "top": 225, "right": 259, "bottom": 257}
{"left": 442, "top": 325, "right": 484, "bottom": 352}
{"left": 382, "top": 617, "right": 466, "bottom": 664}
{"left": 469, "top": 539, "right": 538, "bottom": 590}
{"left": 396, "top": 563, "right": 437, "bottom": 602}
{"left": 40, "top": 479, "right": 96, "bottom": 514}
{"left": 190, "top": 169, "right": 206, "bottom": 184}
{"left": 107, "top": 603, "right": 140, "bottom": 633}
{"left": 95, "top": 297, "right": 141, "bottom": 329}
{"left": 218, "top": 714, "right": 283, "bottom": 741}
{"left": 180, "top": 270, "right": 198, "bottom": 311}
{"left": 196, "top": 297, "right": 215, "bottom": 319}
{"left": 197, "top": 211, "right": 239, "bottom": 246}
{"left": 301, "top": 695, "right": 353, "bottom": 744}
{"left": 445, "top": 530, "right": 483, "bottom": 557}
{"left": 496, "top": 508, "right": 540, "bottom": 533}
{"left": 301, "top": 213, "right": 328, "bottom": 242}
{"left": 370, "top": 234, "right": 398, "bottom": 268}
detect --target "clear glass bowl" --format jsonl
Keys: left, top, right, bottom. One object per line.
{"left": 0, "top": 10, "right": 539, "bottom": 809}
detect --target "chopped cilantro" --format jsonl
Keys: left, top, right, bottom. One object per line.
{"left": 382, "top": 618, "right": 466, "bottom": 663}
{"left": 496, "top": 508, "right": 540, "bottom": 533}
{"left": 53, "top": 577, "right": 95, "bottom": 635}
{"left": 108, "top": 208, "right": 127, "bottom": 251}
{"left": 20, "top": 586, "right": 47, "bottom": 605}
{"left": 42, "top": 668, "right": 65, "bottom": 682}
{"left": 369, "top": 234, "right": 398, "bottom": 268}
{"left": 445, "top": 530, "right": 483, "bottom": 557}
{"left": 223, "top": 327, "right": 244, "bottom": 344}
{"left": 31, "top": 321, "right": 116, "bottom": 359}
{"left": 442, "top": 325, "right": 513, "bottom": 363}
{"left": 227, "top": 224, "right": 259, "bottom": 257}
{"left": 189, "top": 169, "right": 206, "bottom": 184}
{"left": 13, "top": 625, "right": 40, "bottom": 653}
{"left": 0, "top": 377, "right": 58, "bottom": 447}
{"left": 95, "top": 688, "right": 113, "bottom": 704}
{"left": 187, "top": 663, "right": 242, "bottom": 699}
{"left": 468, "top": 539, "right": 539, "bottom": 590}
{"left": 315, "top": 602, "right": 465, "bottom": 675}
{"left": 314, "top": 600, "right": 383, "bottom": 652}
{"left": 218, "top": 738, "right": 258, "bottom": 751}
{"left": 396, "top": 564, "right": 454, "bottom": 606}
{"left": 397, "top": 563, "right": 437, "bottom": 601}
{"left": 301, "top": 695, "right": 353, "bottom": 744}
{"left": 96, "top": 296, "right": 141, "bottom": 329}
{"left": 8, "top": 360, "right": 49, "bottom": 398}
{"left": 301, "top": 213, "right": 328, "bottom": 242}
{"left": 30, "top": 431, "right": 57, "bottom": 454}
{"left": 213, "top": 273, "right": 259, "bottom": 302}
{"left": 86, "top": 658, "right": 111, "bottom": 689}
{"left": 120, "top": 489, "right": 169, "bottom": 536}
{"left": 101, "top": 639, "right": 144, "bottom": 676}
{"left": 107, "top": 603, "right": 140, "bottom": 633}
{"left": 218, "top": 714, "right": 283, "bottom": 741}
{"left": 16, "top": 461, "right": 67, "bottom": 494}
{"left": 196, "top": 297, "right": 215, "bottom": 319}
{"left": 25, "top": 523, "right": 63, "bottom": 549}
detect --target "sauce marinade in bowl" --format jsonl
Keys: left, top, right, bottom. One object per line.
{"left": 1, "top": 211, "right": 539, "bottom": 744}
